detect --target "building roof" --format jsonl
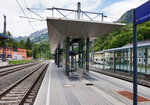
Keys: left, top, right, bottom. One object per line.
{"left": 98, "top": 40, "right": 150, "bottom": 52}
{"left": 47, "top": 17, "right": 125, "bottom": 53}
{"left": 0, "top": 33, "right": 8, "bottom": 40}
{"left": 94, "top": 51, "right": 104, "bottom": 54}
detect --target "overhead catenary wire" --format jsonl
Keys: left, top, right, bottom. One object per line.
{"left": 27, "top": 8, "right": 46, "bottom": 20}
{"left": 23, "top": 0, "right": 33, "bottom": 18}
{"left": 16, "top": 0, "right": 35, "bottom": 32}
{"left": 19, "top": 16, "right": 45, "bottom": 21}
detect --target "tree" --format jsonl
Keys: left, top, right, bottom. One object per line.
{"left": 18, "top": 39, "right": 26, "bottom": 48}
{"left": 26, "top": 37, "right": 32, "bottom": 49}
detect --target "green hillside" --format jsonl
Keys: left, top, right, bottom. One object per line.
{"left": 93, "top": 21, "right": 150, "bottom": 52}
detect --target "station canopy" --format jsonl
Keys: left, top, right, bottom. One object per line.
{"left": 0, "top": 33, "right": 8, "bottom": 40}
{"left": 47, "top": 17, "right": 126, "bottom": 54}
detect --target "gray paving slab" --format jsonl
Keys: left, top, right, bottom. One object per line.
{"left": 34, "top": 60, "right": 150, "bottom": 105}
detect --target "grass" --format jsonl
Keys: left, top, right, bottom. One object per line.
{"left": 9, "top": 60, "right": 34, "bottom": 65}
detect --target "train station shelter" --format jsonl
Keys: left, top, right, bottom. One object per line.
{"left": 93, "top": 40, "right": 150, "bottom": 77}
{"left": 0, "top": 33, "right": 8, "bottom": 40}
{"left": 47, "top": 17, "right": 125, "bottom": 76}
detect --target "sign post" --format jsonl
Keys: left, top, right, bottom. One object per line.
{"left": 133, "top": 9, "right": 137, "bottom": 105}
{"left": 133, "top": 1, "right": 150, "bottom": 105}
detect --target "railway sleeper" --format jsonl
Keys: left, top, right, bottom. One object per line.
{"left": 0, "top": 100, "right": 18, "bottom": 104}
{"left": 25, "top": 98, "right": 34, "bottom": 103}
{"left": 1, "top": 96, "right": 22, "bottom": 100}
{"left": 5, "top": 93, "right": 23, "bottom": 97}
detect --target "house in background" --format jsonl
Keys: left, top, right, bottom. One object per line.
{"left": 0, "top": 47, "right": 27, "bottom": 60}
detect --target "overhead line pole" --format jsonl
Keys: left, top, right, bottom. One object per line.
{"left": 2, "top": 15, "right": 6, "bottom": 62}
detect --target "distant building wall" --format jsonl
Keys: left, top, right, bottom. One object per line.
{"left": 0, "top": 47, "right": 27, "bottom": 60}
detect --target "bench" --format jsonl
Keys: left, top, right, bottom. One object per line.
{"left": 72, "top": 68, "right": 84, "bottom": 78}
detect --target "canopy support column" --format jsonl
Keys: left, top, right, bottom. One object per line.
{"left": 71, "top": 44, "right": 74, "bottom": 70}
{"left": 82, "top": 41, "right": 84, "bottom": 68}
{"left": 79, "top": 41, "right": 81, "bottom": 68}
{"left": 66, "top": 37, "right": 70, "bottom": 76}
{"left": 58, "top": 45, "right": 60, "bottom": 68}
{"left": 55, "top": 49, "right": 58, "bottom": 65}
{"left": 86, "top": 37, "right": 89, "bottom": 72}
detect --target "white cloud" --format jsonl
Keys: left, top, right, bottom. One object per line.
{"left": 102, "top": 0, "right": 149, "bottom": 22}
{"left": 0, "top": 0, "right": 102, "bottom": 37}
{"left": 1, "top": 0, "right": 148, "bottom": 37}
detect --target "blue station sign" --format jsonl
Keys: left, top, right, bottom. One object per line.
{"left": 135, "top": 0, "right": 150, "bottom": 24}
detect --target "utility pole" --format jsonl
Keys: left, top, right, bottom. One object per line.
{"left": 2, "top": 15, "right": 6, "bottom": 62}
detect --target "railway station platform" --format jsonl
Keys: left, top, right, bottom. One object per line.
{"left": 34, "top": 60, "right": 150, "bottom": 105}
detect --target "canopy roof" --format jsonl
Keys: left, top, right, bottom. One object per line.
{"left": 47, "top": 17, "right": 125, "bottom": 53}
{"left": 0, "top": 33, "right": 8, "bottom": 40}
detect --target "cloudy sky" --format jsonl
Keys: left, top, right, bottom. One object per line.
{"left": 0, "top": 0, "right": 148, "bottom": 37}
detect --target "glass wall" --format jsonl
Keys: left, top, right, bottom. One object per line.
{"left": 63, "top": 39, "right": 86, "bottom": 72}
{"left": 92, "top": 46, "right": 150, "bottom": 76}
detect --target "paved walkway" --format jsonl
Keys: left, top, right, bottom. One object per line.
{"left": 34, "top": 60, "right": 150, "bottom": 105}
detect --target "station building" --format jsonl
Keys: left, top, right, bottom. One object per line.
{"left": 0, "top": 47, "right": 27, "bottom": 60}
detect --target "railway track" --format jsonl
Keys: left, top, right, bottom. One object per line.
{"left": 0, "top": 61, "right": 49, "bottom": 105}
{"left": 0, "top": 62, "right": 39, "bottom": 77}
{"left": 0, "top": 62, "right": 35, "bottom": 69}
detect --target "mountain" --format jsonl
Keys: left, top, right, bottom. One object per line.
{"left": 117, "top": 9, "right": 133, "bottom": 24}
{"left": 14, "top": 36, "right": 28, "bottom": 42}
{"left": 14, "top": 29, "right": 49, "bottom": 44}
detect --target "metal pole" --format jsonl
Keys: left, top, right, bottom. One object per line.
{"left": 113, "top": 51, "right": 116, "bottom": 72}
{"left": 82, "top": 41, "right": 84, "bottom": 68}
{"left": 103, "top": 52, "right": 105, "bottom": 70}
{"left": 58, "top": 45, "right": 60, "bottom": 68}
{"left": 86, "top": 37, "right": 89, "bottom": 72}
{"left": 133, "top": 9, "right": 138, "bottom": 105}
{"left": 2, "top": 15, "right": 6, "bottom": 62}
{"left": 77, "top": 2, "right": 81, "bottom": 19}
{"left": 129, "top": 48, "right": 132, "bottom": 75}
{"left": 102, "top": 13, "right": 104, "bottom": 22}
{"left": 71, "top": 44, "right": 74, "bottom": 70}
{"left": 55, "top": 50, "right": 57, "bottom": 64}
{"left": 79, "top": 41, "right": 81, "bottom": 68}
{"left": 145, "top": 48, "right": 148, "bottom": 74}
{"left": 52, "top": 8, "right": 54, "bottom": 17}
{"left": 66, "top": 37, "right": 70, "bottom": 76}
{"left": 92, "top": 40, "right": 94, "bottom": 64}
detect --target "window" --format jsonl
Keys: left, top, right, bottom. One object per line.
{"left": 139, "top": 53, "right": 141, "bottom": 56}
{"left": 7, "top": 55, "right": 11, "bottom": 58}
{"left": 139, "top": 59, "right": 141, "bottom": 62}
{"left": 144, "top": 59, "right": 146, "bottom": 62}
